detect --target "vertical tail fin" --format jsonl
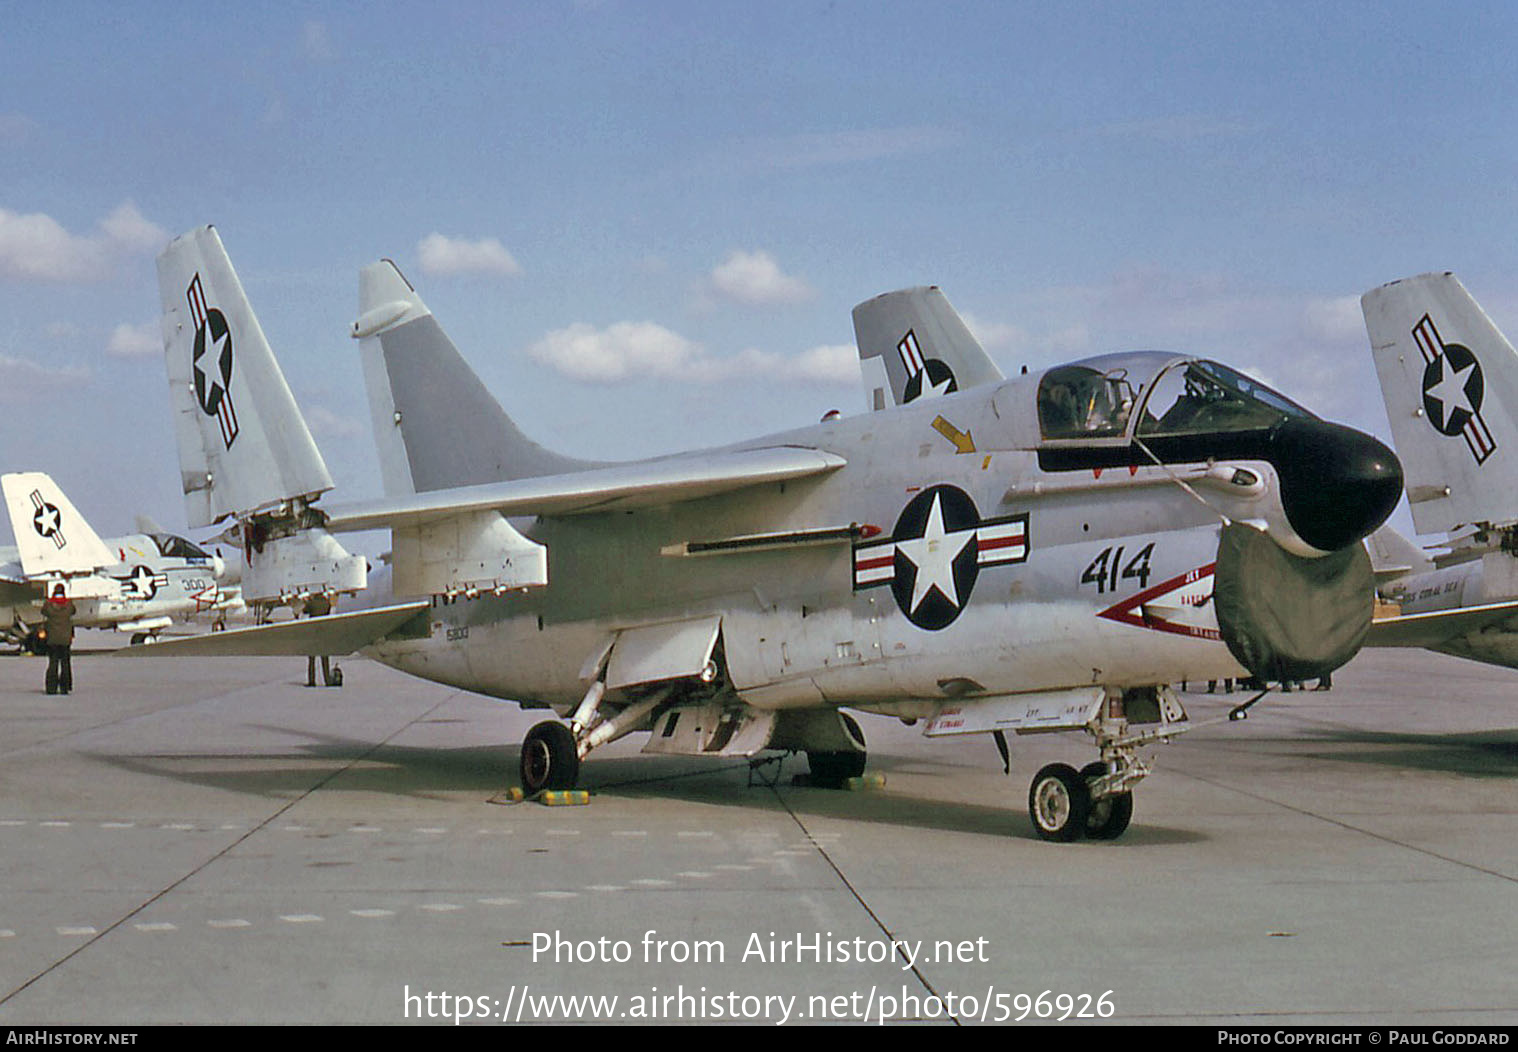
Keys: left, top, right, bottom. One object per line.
{"left": 1364, "top": 272, "right": 1518, "bottom": 533}
{"left": 352, "top": 261, "right": 595, "bottom": 495}
{"left": 1, "top": 472, "right": 117, "bottom": 578}
{"left": 1365, "top": 524, "right": 1432, "bottom": 581}
{"left": 157, "top": 227, "right": 364, "bottom": 607}
{"left": 157, "top": 226, "right": 335, "bottom": 528}
{"left": 852, "top": 286, "right": 1004, "bottom": 412}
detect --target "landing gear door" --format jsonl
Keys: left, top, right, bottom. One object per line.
{"left": 606, "top": 615, "right": 722, "bottom": 690}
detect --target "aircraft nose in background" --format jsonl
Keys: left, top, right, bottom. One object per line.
{"left": 1272, "top": 418, "right": 1404, "bottom": 553}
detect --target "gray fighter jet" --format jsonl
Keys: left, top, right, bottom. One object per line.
{"left": 128, "top": 227, "right": 1402, "bottom": 841}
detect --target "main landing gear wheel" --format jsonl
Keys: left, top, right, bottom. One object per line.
{"left": 1080, "top": 761, "right": 1134, "bottom": 841}
{"left": 806, "top": 712, "right": 867, "bottom": 788}
{"left": 520, "top": 721, "right": 580, "bottom": 794}
{"left": 806, "top": 749, "right": 866, "bottom": 789}
{"left": 1029, "top": 763, "right": 1091, "bottom": 842}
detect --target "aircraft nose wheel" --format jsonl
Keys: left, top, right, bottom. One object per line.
{"left": 1028, "top": 761, "right": 1137, "bottom": 842}
{"left": 1028, "top": 763, "right": 1090, "bottom": 842}
{"left": 520, "top": 721, "right": 580, "bottom": 794}
{"left": 1080, "top": 761, "right": 1134, "bottom": 840}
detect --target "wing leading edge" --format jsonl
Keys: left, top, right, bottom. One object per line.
{"left": 1367, "top": 599, "right": 1518, "bottom": 648}
{"left": 322, "top": 445, "right": 847, "bottom": 533}
{"left": 112, "top": 601, "right": 430, "bottom": 658}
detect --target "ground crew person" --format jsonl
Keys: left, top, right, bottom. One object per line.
{"left": 304, "top": 592, "right": 337, "bottom": 687}
{"left": 41, "top": 583, "right": 75, "bottom": 695}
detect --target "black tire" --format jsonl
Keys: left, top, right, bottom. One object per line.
{"left": 328, "top": 666, "right": 343, "bottom": 688}
{"left": 1080, "top": 761, "right": 1133, "bottom": 841}
{"left": 1085, "top": 793, "right": 1133, "bottom": 840}
{"left": 806, "top": 748, "right": 866, "bottom": 789}
{"left": 1028, "top": 762, "right": 1091, "bottom": 842}
{"left": 520, "top": 721, "right": 579, "bottom": 793}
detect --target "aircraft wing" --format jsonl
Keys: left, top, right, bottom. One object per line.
{"left": 323, "top": 445, "right": 847, "bottom": 532}
{"left": 112, "top": 601, "right": 429, "bottom": 657}
{"left": 0, "top": 555, "right": 29, "bottom": 586}
{"left": 1367, "top": 600, "right": 1518, "bottom": 648}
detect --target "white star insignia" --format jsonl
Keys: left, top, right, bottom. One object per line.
{"left": 895, "top": 493, "right": 976, "bottom": 614}
{"left": 1426, "top": 356, "right": 1478, "bottom": 424}
{"left": 918, "top": 371, "right": 954, "bottom": 399}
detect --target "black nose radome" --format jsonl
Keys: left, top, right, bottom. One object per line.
{"left": 1271, "top": 419, "right": 1404, "bottom": 553}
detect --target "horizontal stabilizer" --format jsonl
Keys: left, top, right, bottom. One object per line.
{"left": 1367, "top": 599, "right": 1518, "bottom": 648}
{"left": 112, "top": 600, "right": 429, "bottom": 657}
{"left": 325, "top": 446, "right": 846, "bottom": 532}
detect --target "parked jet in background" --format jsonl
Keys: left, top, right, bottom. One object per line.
{"left": 0, "top": 471, "right": 243, "bottom": 646}
{"left": 1365, "top": 273, "right": 1518, "bottom": 663}
{"left": 128, "top": 226, "right": 1402, "bottom": 841}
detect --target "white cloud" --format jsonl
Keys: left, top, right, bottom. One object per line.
{"left": 0, "top": 201, "right": 168, "bottom": 283}
{"left": 960, "top": 311, "right": 1028, "bottom": 352}
{"left": 305, "top": 405, "right": 365, "bottom": 439}
{"left": 105, "top": 321, "right": 159, "bottom": 358}
{"left": 709, "top": 250, "right": 813, "bottom": 306}
{"left": 416, "top": 233, "right": 523, "bottom": 277}
{"left": 527, "top": 323, "right": 857, "bottom": 386}
{"left": 789, "top": 344, "right": 859, "bottom": 384}
{"left": 1300, "top": 295, "right": 1363, "bottom": 345}
{"left": 0, "top": 353, "right": 90, "bottom": 401}
{"left": 528, "top": 321, "right": 703, "bottom": 382}
{"left": 98, "top": 202, "right": 167, "bottom": 253}
{"left": 723, "top": 344, "right": 859, "bottom": 384}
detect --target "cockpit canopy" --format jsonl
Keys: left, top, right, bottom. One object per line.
{"left": 150, "top": 533, "right": 210, "bottom": 561}
{"left": 1036, "top": 352, "right": 1314, "bottom": 443}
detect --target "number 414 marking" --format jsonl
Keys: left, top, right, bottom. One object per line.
{"left": 1080, "top": 542, "right": 1154, "bottom": 594}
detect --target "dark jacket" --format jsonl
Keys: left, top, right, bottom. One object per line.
{"left": 41, "top": 598, "right": 75, "bottom": 646}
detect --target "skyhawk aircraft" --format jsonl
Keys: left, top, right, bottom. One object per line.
{"left": 1364, "top": 273, "right": 1518, "bottom": 664}
{"left": 127, "top": 226, "right": 1402, "bottom": 841}
{"left": 0, "top": 471, "right": 243, "bottom": 647}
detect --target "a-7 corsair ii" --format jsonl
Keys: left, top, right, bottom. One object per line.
{"left": 0, "top": 471, "right": 242, "bottom": 647}
{"left": 129, "top": 227, "right": 1402, "bottom": 841}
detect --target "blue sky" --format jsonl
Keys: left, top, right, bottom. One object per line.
{"left": 1, "top": 1, "right": 1515, "bottom": 542}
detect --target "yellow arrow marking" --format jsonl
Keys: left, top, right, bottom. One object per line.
{"left": 931, "top": 415, "right": 976, "bottom": 454}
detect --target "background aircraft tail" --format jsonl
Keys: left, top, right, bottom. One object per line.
{"left": 852, "top": 286, "right": 1004, "bottom": 411}
{"left": 158, "top": 226, "right": 363, "bottom": 607}
{"left": 352, "top": 261, "right": 596, "bottom": 495}
{"left": 1364, "top": 272, "right": 1518, "bottom": 534}
{"left": 1, "top": 472, "right": 117, "bottom": 579}
{"left": 1365, "top": 524, "right": 1432, "bottom": 583}
{"left": 158, "top": 226, "right": 336, "bottom": 529}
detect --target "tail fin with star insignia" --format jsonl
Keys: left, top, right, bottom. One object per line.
{"left": 351, "top": 260, "right": 598, "bottom": 496}
{"left": 157, "top": 226, "right": 336, "bottom": 528}
{"left": 852, "top": 286, "right": 1004, "bottom": 412}
{"left": 0, "top": 472, "right": 117, "bottom": 579}
{"left": 1364, "top": 272, "right": 1518, "bottom": 534}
